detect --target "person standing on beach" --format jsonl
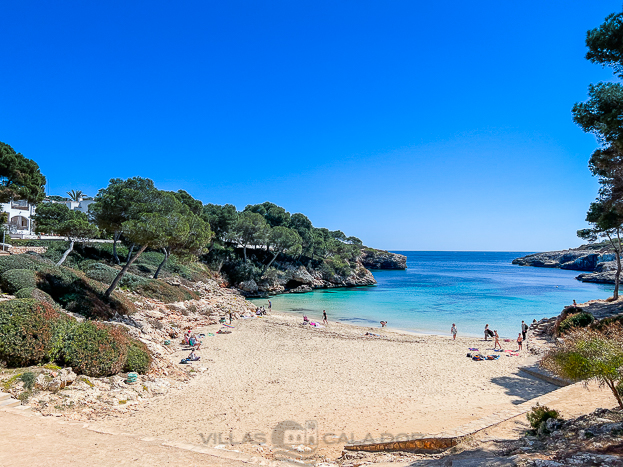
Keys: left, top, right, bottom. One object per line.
{"left": 484, "top": 324, "right": 490, "bottom": 341}
{"left": 451, "top": 323, "right": 457, "bottom": 340}
{"left": 521, "top": 320, "right": 528, "bottom": 341}
{"left": 493, "top": 330, "right": 501, "bottom": 350}
{"left": 268, "top": 300, "right": 272, "bottom": 311}
{"left": 322, "top": 310, "right": 327, "bottom": 325}
{"left": 517, "top": 333, "right": 523, "bottom": 351}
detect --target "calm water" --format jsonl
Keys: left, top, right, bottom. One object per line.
{"left": 251, "top": 251, "right": 611, "bottom": 338}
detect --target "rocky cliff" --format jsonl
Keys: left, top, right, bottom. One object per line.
{"left": 359, "top": 249, "right": 407, "bottom": 269}
{"left": 238, "top": 259, "right": 377, "bottom": 296}
{"left": 512, "top": 246, "right": 617, "bottom": 284}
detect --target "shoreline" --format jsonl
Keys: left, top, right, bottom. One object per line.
{"left": 252, "top": 303, "right": 509, "bottom": 339}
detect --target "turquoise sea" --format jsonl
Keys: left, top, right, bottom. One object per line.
{"left": 251, "top": 251, "right": 611, "bottom": 338}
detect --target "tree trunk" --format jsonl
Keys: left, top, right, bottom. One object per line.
{"left": 243, "top": 245, "right": 247, "bottom": 263}
{"left": 56, "top": 240, "right": 75, "bottom": 266}
{"left": 112, "top": 231, "right": 121, "bottom": 264}
{"left": 607, "top": 379, "right": 623, "bottom": 409}
{"left": 154, "top": 248, "right": 169, "bottom": 279}
{"left": 105, "top": 244, "right": 148, "bottom": 298}
{"left": 126, "top": 243, "right": 135, "bottom": 264}
{"left": 263, "top": 252, "right": 279, "bottom": 274}
{"left": 615, "top": 250, "right": 621, "bottom": 300}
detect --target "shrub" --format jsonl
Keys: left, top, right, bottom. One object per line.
{"left": 542, "top": 324, "right": 623, "bottom": 409}
{"left": 35, "top": 266, "right": 136, "bottom": 319}
{"left": 123, "top": 340, "right": 152, "bottom": 374}
{"left": 0, "top": 269, "right": 37, "bottom": 294}
{"left": 0, "top": 299, "right": 62, "bottom": 367}
{"left": 83, "top": 263, "right": 146, "bottom": 288}
{"left": 131, "top": 279, "right": 199, "bottom": 303}
{"left": 0, "top": 255, "right": 38, "bottom": 275}
{"left": 15, "top": 287, "right": 56, "bottom": 306}
{"left": 20, "top": 372, "right": 36, "bottom": 390}
{"left": 559, "top": 312, "right": 595, "bottom": 334}
{"left": 527, "top": 403, "right": 561, "bottom": 432}
{"left": 62, "top": 321, "right": 129, "bottom": 377}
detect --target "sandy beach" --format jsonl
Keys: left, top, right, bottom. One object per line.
{"left": 89, "top": 310, "right": 564, "bottom": 460}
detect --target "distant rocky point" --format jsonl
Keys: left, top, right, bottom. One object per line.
{"left": 512, "top": 245, "right": 617, "bottom": 284}
{"left": 360, "top": 248, "right": 407, "bottom": 270}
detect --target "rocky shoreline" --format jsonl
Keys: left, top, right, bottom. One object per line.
{"left": 512, "top": 246, "right": 618, "bottom": 284}
{"left": 237, "top": 249, "right": 406, "bottom": 297}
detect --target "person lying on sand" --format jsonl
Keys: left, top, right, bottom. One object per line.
{"left": 365, "top": 332, "right": 381, "bottom": 337}
{"left": 187, "top": 350, "right": 200, "bottom": 361}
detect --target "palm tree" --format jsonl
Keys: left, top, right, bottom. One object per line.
{"left": 66, "top": 190, "right": 84, "bottom": 201}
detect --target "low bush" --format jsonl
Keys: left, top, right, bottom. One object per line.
{"left": 83, "top": 263, "right": 146, "bottom": 288}
{"left": 527, "top": 403, "right": 561, "bottom": 433}
{"left": 0, "top": 255, "right": 38, "bottom": 275}
{"left": 62, "top": 321, "right": 129, "bottom": 377}
{"left": 123, "top": 340, "right": 152, "bottom": 374}
{"left": 0, "top": 269, "right": 37, "bottom": 294}
{"left": 35, "top": 266, "right": 136, "bottom": 319}
{"left": 20, "top": 372, "right": 36, "bottom": 390}
{"left": 0, "top": 299, "right": 62, "bottom": 367}
{"left": 15, "top": 287, "right": 56, "bottom": 306}
{"left": 131, "top": 279, "right": 199, "bottom": 303}
{"left": 559, "top": 312, "right": 595, "bottom": 334}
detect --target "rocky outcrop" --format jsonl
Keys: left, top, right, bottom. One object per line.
{"left": 360, "top": 249, "right": 407, "bottom": 269}
{"left": 248, "top": 260, "right": 377, "bottom": 296}
{"left": 513, "top": 246, "right": 618, "bottom": 284}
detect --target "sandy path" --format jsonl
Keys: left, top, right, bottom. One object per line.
{"left": 0, "top": 410, "right": 259, "bottom": 467}
{"left": 93, "top": 312, "right": 559, "bottom": 459}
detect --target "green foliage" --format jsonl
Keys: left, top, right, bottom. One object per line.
{"left": 585, "top": 11, "right": 623, "bottom": 77}
{"left": 14, "top": 287, "right": 56, "bottom": 306}
{"left": 131, "top": 279, "right": 199, "bottom": 303}
{"left": 542, "top": 325, "right": 623, "bottom": 408}
{"left": 202, "top": 204, "right": 238, "bottom": 241}
{"left": 527, "top": 403, "right": 561, "bottom": 431}
{"left": 20, "top": 372, "right": 36, "bottom": 390}
{"left": 35, "top": 265, "right": 136, "bottom": 319}
{"left": 244, "top": 202, "right": 291, "bottom": 228}
{"left": 83, "top": 263, "right": 146, "bottom": 288}
{"left": 0, "top": 299, "right": 61, "bottom": 367}
{"left": 173, "top": 189, "right": 203, "bottom": 215}
{"left": 0, "top": 255, "right": 38, "bottom": 275}
{"left": 0, "top": 269, "right": 37, "bottom": 294}
{"left": 62, "top": 321, "right": 129, "bottom": 377}
{"left": 559, "top": 312, "right": 595, "bottom": 334}
{"left": 222, "top": 260, "right": 262, "bottom": 284}
{"left": 229, "top": 211, "right": 269, "bottom": 256}
{"left": 90, "top": 177, "right": 157, "bottom": 237}
{"left": 123, "top": 340, "right": 152, "bottom": 374}
{"left": 0, "top": 141, "right": 46, "bottom": 204}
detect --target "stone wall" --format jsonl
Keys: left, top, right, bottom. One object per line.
{"left": 8, "top": 246, "right": 48, "bottom": 255}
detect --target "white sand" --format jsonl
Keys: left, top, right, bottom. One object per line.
{"left": 94, "top": 311, "right": 560, "bottom": 459}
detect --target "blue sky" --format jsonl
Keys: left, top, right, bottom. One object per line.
{"left": 1, "top": 1, "right": 621, "bottom": 251}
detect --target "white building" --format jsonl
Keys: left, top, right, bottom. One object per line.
{"left": 2, "top": 197, "right": 96, "bottom": 238}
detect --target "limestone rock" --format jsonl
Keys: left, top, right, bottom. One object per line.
{"left": 238, "top": 279, "right": 258, "bottom": 293}
{"left": 360, "top": 249, "right": 407, "bottom": 269}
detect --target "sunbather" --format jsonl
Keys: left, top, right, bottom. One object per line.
{"left": 187, "top": 350, "right": 200, "bottom": 361}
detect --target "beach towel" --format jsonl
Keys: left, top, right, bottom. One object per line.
{"left": 493, "top": 349, "right": 504, "bottom": 352}
{"left": 222, "top": 323, "right": 234, "bottom": 328}
{"left": 503, "top": 339, "right": 511, "bottom": 342}
{"left": 217, "top": 330, "right": 232, "bottom": 334}
{"left": 469, "top": 348, "right": 479, "bottom": 351}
